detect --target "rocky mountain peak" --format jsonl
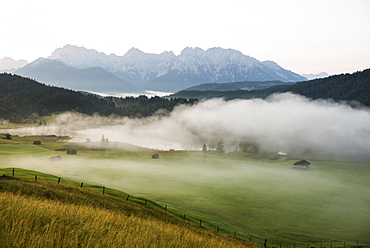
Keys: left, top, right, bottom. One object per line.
{"left": 0, "top": 57, "right": 29, "bottom": 71}
{"left": 41, "top": 45, "right": 307, "bottom": 92}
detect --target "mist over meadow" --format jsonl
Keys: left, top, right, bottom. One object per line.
{"left": 3, "top": 92, "right": 370, "bottom": 243}
{"left": 9, "top": 93, "right": 370, "bottom": 161}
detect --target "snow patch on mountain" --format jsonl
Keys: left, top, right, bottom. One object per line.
{"left": 49, "top": 45, "right": 119, "bottom": 69}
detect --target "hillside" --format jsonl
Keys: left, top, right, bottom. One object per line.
{"left": 0, "top": 73, "right": 197, "bottom": 122}
{"left": 0, "top": 170, "right": 254, "bottom": 247}
{"left": 276, "top": 68, "right": 370, "bottom": 106}
{"left": 182, "top": 80, "right": 292, "bottom": 91}
{"left": 1, "top": 135, "right": 369, "bottom": 246}
{"left": 0, "top": 73, "right": 115, "bottom": 122}
{"left": 170, "top": 69, "right": 370, "bottom": 106}
{"left": 15, "top": 58, "right": 140, "bottom": 94}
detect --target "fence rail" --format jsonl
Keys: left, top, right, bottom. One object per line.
{"left": 1, "top": 168, "right": 368, "bottom": 248}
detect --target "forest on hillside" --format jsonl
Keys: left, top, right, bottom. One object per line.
{"left": 1, "top": 68, "right": 369, "bottom": 123}
{"left": 172, "top": 69, "right": 370, "bottom": 106}
{"left": 277, "top": 68, "right": 370, "bottom": 106}
{"left": 0, "top": 73, "right": 197, "bottom": 123}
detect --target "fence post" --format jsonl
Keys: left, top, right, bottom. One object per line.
{"left": 34, "top": 175, "right": 37, "bottom": 182}
{"left": 145, "top": 200, "right": 147, "bottom": 206}
{"left": 126, "top": 195, "right": 130, "bottom": 201}
{"left": 102, "top": 187, "right": 105, "bottom": 195}
{"left": 199, "top": 220, "right": 202, "bottom": 227}
{"left": 183, "top": 214, "right": 186, "bottom": 220}
{"left": 264, "top": 239, "right": 267, "bottom": 247}
{"left": 80, "top": 182, "right": 83, "bottom": 187}
{"left": 164, "top": 205, "right": 167, "bottom": 211}
{"left": 58, "top": 177, "right": 61, "bottom": 184}
{"left": 12, "top": 168, "right": 15, "bottom": 177}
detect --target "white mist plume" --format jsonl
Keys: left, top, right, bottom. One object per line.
{"left": 8, "top": 93, "right": 370, "bottom": 161}
{"left": 72, "top": 93, "right": 370, "bottom": 160}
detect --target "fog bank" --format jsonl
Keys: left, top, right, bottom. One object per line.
{"left": 8, "top": 93, "right": 370, "bottom": 161}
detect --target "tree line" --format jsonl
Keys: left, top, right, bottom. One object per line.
{"left": 202, "top": 140, "right": 260, "bottom": 154}
{"left": 0, "top": 73, "right": 198, "bottom": 123}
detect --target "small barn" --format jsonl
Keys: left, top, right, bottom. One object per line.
{"left": 293, "top": 159, "right": 310, "bottom": 169}
{"left": 152, "top": 153, "right": 159, "bottom": 159}
{"left": 66, "top": 149, "right": 77, "bottom": 155}
{"left": 49, "top": 155, "right": 62, "bottom": 162}
{"left": 33, "top": 141, "right": 41, "bottom": 145}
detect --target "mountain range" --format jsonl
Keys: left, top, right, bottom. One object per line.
{"left": 0, "top": 57, "right": 28, "bottom": 73}
{"left": 12, "top": 45, "right": 307, "bottom": 93}
{"left": 15, "top": 58, "right": 139, "bottom": 94}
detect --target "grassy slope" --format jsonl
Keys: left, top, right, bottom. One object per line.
{"left": 0, "top": 172, "right": 255, "bottom": 248}
{"left": 1, "top": 134, "right": 369, "bottom": 246}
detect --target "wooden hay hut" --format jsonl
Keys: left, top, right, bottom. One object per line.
{"left": 33, "top": 141, "right": 41, "bottom": 145}
{"left": 152, "top": 153, "right": 159, "bottom": 159}
{"left": 49, "top": 155, "right": 62, "bottom": 162}
{"left": 66, "top": 149, "right": 77, "bottom": 155}
{"left": 293, "top": 159, "right": 310, "bottom": 169}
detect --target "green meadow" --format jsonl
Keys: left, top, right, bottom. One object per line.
{"left": 1, "top": 135, "right": 369, "bottom": 247}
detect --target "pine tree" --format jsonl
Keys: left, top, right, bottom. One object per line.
{"left": 216, "top": 141, "right": 225, "bottom": 153}
{"left": 202, "top": 144, "right": 207, "bottom": 152}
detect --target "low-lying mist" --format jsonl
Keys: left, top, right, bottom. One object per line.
{"left": 2, "top": 154, "right": 369, "bottom": 242}
{"left": 8, "top": 93, "right": 370, "bottom": 161}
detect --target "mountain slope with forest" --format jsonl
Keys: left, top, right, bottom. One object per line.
{"left": 170, "top": 69, "right": 370, "bottom": 106}
{"left": 0, "top": 73, "right": 196, "bottom": 122}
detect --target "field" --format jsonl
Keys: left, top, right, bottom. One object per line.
{"left": 1, "top": 134, "right": 369, "bottom": 247}
{"left": 0, "top": 169, "right": 253, "bottom": 248}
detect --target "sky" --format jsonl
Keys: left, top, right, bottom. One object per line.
{"left": 1, "top": 0, "right": 369, "bottom": 75}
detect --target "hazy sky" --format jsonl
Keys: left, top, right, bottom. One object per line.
{"left": 1, "top": 0, "right": 369, "bottom": 75}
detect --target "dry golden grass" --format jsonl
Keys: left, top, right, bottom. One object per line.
{"left": 0, "top": 178, "right": 256, "bottom": 248}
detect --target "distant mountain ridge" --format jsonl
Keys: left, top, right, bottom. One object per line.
{"left": 183, "top": 80, "right": 293, "bottom": 92}
{"left": 301, "top": 72, "right": 329, "bottom": 80}
{"left": 15, "top": 58, "right": 139, "bottom": 94}
{"left": 46, "top": 45, "right": 307, "bottom": 92}
{"left": 0, "top": 57, "right": 28, "bottom": 72}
